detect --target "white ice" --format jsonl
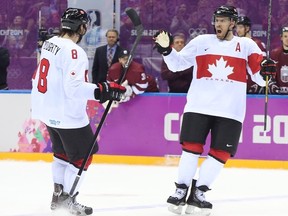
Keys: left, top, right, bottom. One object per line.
{"left": 0, "top": 160, "right": 288, "bottom": 216}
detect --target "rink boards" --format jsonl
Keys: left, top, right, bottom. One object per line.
{"left": 0, "top": 91, "right": 288, "bottom": 169}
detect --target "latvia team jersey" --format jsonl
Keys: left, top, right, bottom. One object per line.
{"left": 163, "top": 34, "right": 265, "bottom": 123}
{"left": 270, "top": 47, "right": 288, "bottom": 94}
{"left": 31, "top": 36, "right": 97, "bottom": 129}
{"left": 107, "top": 61, "right": 149, "bottom": 94}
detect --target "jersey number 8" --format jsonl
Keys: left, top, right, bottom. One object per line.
{"left": 36, "top": 58, "right": 50, "bottom": 93}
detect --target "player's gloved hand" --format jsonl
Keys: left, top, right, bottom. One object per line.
{"left": 153, "top": 30, "right": 173, "bottom": 56}
{"left": 268, "top": 80, "right": 280, "bottom": 94}
{"left": 94, "top": 82, "right": 126, "bottom": 103}
{"left": 120, "top": 80, "right": 133, "bottom": 103}
{"left": 248, "top": 84, "right": 261, "bottom": 94}
{"left": 260, "top": 58, "right": 277, "bottom": 80}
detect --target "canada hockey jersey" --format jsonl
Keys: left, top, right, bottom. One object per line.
{"left": 31, "top": 36, "right": 97, "bottom": 128}
{"left": 163, "top": 34, "right": 265, "bottom": 123}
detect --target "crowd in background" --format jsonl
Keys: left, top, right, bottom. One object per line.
{"left": 120, "top": 0, "right": 288, "bottom": 94}
{"left": 0, "top": 0, "right": 288, "bottom": 94}
{"left": 0, "top": 0, "right": 67, "bottom": 58}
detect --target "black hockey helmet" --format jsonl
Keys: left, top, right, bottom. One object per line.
{"left": 237, "top": 16, "right": 251, "bottom": 27}
{"left": 281, "top": 26, "right": 288, "bottom": 35}
{"left": 61, "top": 8, "right": 88, "bottom": 32}
{"left": 212, "top": 5, "right": 238, "bottom": 23}
{"left": 119, "top": 49, "right": 130, "bottom": 58}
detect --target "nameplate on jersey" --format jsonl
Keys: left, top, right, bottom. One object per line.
{"left": 42, "top": 41, "right": 61, "bottom": 55}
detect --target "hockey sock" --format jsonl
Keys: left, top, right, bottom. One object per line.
{"left": 197, "top": 156, "right": 224, "bottom": 188}
{"left": 177, "top": 151, "right": 200, "bottom": 186}
{"left": 52, "top": 156, "right": 69, "bottom": 185}
{"left": 63, "top": 164, "right": 86, "bottom": 196}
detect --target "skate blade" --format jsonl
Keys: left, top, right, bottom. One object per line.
{"left": 52, "top": 208, "right": 72, "bottom": 216}
{"left": 168, "top": 204, "right": 183, "bottom": 215}
{"left": 185, "top": 205, "right": 211, "bottom": 216}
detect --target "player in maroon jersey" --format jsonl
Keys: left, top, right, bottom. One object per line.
{"left": 270, "top": 27, "right": 288, "bottom": 94}
{"left": 107, "top": 49, "right": 159, "bottom": 102}
{"left": 236, "top": 16, "right": 279, "bottom": 94}
{"left": 236, "top": 16, "right": 266, "bottom": 55}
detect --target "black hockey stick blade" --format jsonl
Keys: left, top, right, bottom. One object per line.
{"left": 122, "top": 8, "right": 143, "bottom": 72}
{"left": 69, "top": 7, "right": 144, "bottom": 197}
{"left": 125, "top": 7, "right": 141, "bottom": 27}
{"left": 125, "top": 7, "right": 144, "bottom": 35}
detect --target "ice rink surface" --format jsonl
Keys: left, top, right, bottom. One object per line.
{"left": 1, "top": 160, "right": 288, "bottom": 216}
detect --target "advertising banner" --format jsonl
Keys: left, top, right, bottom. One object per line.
{"left": 96, "top": 94, "right": 288, "bottom": 161}
{"left": 1, "top": 92, "right": 287, "bottom": 161}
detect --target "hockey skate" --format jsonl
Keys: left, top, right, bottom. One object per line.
{"left": 167, "top": 183, "right": 188, "bottom": 215}
{"left": 60, "top": 191, "right": 93, "bottom": 216}
{"left": 51, "top": 183, "right": 66, "bottom": 210}
{"left": 50, "top": 184, "right": 92, "bottom": 215}
{"left": 185, "top": 180, "right": 212, "bottom": 216}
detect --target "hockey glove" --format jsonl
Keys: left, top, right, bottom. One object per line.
{"left": 153, "top": 30, "right": 173, "bottom": 56}
{"left": 120, "top": 80, "right": 133, "bottom": 103}
{"left": 268, "top": 79, "right": 280, "bottom": 94}
{"left": 260, "top": 58, "right": 277, "bottom": 80}
{"left": 248, "top": 83, "right": 262, "bottom": 94}
{"left": 94, "top": 82, "right": 126, "bottom": 103}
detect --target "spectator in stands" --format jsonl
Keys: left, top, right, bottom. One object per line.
{"left": 275, "top": 0, "right": 288, "bottom": 34}
{"left": 161, "top": 33, "right": 193, "bottom": 93}
{"left": 2, "top": 15, "right": 29, "bottom": 58}
{"left": 0, "top": 13, "right": 8, "bottom": 45}
{"left": 196, "top": 0, "right": 215, "bottom": 30}
{"left": 107, "top": 49, "right": 159, "bottom": 103}
{"left": 270, "top": 27, "right": 288, "bottom": 94}
{"left": 169, "top": 3, "right": 190, "bottom": 39}
{"left": 9, "top": 0, "right": 40, "bottom": 33}
{"left": 236, "top": 16, "right": 278, "bottom": 94}
{"left": 91, "top": 29, "right": 123, "bottom": 84}
{"left": 0, "top": 46, "right": 10, "bottom": 90}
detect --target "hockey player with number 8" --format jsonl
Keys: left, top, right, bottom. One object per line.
{"left": 153, "top": 5, "right": 276, "bottom": 216}
{"left": 31, "top": 8, "right": 126, "bottom": 216}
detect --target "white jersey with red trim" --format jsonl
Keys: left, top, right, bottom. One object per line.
{"left": 31, "top": 36, "right": 97, "bottom": 129}
{"left": 163, "top": 34, "right": 265, "bottom": 123}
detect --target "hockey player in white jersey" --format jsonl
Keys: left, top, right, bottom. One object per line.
{"left": 154, "top": 5, "right": 277, "bottom": 216}
{"left": 31, "top": 8, "right": 126, "bottom": 215}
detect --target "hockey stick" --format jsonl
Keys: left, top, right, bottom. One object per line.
{"left": 37, "top": 10, "right": 42, "bottom": 64}
{"left": 69, "top": 7, "right": 144, "bottom": 196}
{"left": 264, "top": 0, "right": 272, "bottom": 131}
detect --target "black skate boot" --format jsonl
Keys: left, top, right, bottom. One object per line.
{"left": 185, "top": 179, "right": 212, "bottom": 216}
{"left": 61, "top": 192, "right": 93, "bottom": 215}
{"left": 167, "top": 182, "right": 188, "bottom": 214}
{"left": 50, "top": 183, "right": 64, "bottom": 210}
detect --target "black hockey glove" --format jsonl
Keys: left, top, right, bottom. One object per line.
{"left": 153, "top": 30, "right": 173, "bottom": 56}
{"left": 260, "top": 58, "right": 277, "bottom": 80}
{"left": 94, "top": 82, "right": 126, "bottom": 103}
